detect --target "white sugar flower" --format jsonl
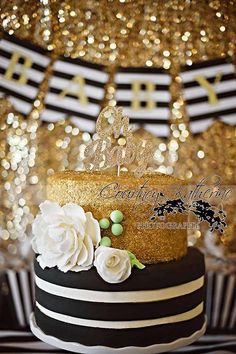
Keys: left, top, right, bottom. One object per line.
{"left": 32, "top": 200, "right": 101, "bottom": 272}
{"left": 94, "top": 246, "right": 131, "bottom": 284}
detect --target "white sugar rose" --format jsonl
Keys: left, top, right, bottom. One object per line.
{"left": 94, "top": 246, "right": 131, "bottom": 284}
{"left": 31, "top": 200, "right": 101, "bottom": 272}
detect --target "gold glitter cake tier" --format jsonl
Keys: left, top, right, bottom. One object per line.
{"left": 47, "top": 170, "right": 188, "bottom": 264}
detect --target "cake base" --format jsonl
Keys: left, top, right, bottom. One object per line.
{"left": 32, "top": 247, "right": 206, "bottom": 352}
{"left": 30, "top": 313, "right": 206, "bottom": 354}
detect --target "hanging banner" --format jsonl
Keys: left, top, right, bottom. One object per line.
{"left": 0, "top": 33, "right": 108, "bottom": 133}
{"left": 0, "top": 33, "right": 50, "bottom": 115}
{"left": 115, "top": 67, "right": 172, "bottom": 137}
{"left": 42, "top": 57, "right": 108, "bottom": 132}
{"left": 180, "top": 57, "right": 236, "bottom": 134}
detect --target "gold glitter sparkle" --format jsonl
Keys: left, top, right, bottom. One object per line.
{"left": 47, "top": 170, "right": 188, "bottom": 264}
{"left": 0, "top": 0, "right": 235, "bottom": 263}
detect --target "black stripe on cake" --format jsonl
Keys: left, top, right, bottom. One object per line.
{"left": 34, "top": 247, "right": 205, "bottom": 292}
{"left": 35, "top": 285, "right": 205, "bottom": 321}
{"left": 35, "top": 307, "right": 205, "bottom": 348}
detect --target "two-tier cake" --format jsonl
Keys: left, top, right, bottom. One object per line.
{"left": 30, "top": 107, "right": 206, "bottom": 354}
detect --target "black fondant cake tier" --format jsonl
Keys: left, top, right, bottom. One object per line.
{"left": 31, "top": 247, "right": 206, "bottom": 353}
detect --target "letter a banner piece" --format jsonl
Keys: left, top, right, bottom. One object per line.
{"left": 180, "top": 57, "right": 236, "bottom": 134}
{"left": 0, "top": 33, "right": 50, "bottom": 115}
{"left": 114, "top": 67, "right": 172, "bottom": 137}
{"left": 42, "top": 58, "right": 108, "bottom": 132}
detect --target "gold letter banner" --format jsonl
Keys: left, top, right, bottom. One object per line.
{"left": 114, "top": 66, "right": 172, "bottom": 137}
{"left": 0, "top": 32, "right": 50, "bottom": 115}
{"left": 180, "top": 57, "right": 236, "bottom": 134}
{"left": 41, "top": 57, "right": 108, "bottom": 132}
{"left": 0, "top": 33, "right": 108, "bottom": 132}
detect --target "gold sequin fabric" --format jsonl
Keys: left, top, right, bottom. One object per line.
{"left": 47, "top": 170, "right": 188, "bottom": 264}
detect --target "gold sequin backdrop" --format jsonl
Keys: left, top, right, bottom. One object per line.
{"left": 0, "top": 0, "right": 235, "bottom": 263}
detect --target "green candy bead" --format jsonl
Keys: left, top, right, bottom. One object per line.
{"left": 111, "top": 223, "right": 123, "bottom": 236}
{"left": 100, "top": 236, "right": 112, "bottom": 247}
{"left": 110, "top": 210, "right": 124, "bottom": 223}
{"left": 99, "top": 218, "right": 110, "bottom": 229}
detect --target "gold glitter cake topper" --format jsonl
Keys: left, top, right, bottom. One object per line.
{"left": 83, "top": 106, "right": 154, "bottom": 177}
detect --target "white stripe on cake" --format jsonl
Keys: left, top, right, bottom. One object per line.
{"left": 36, "top": 301, "right": 204, "bottom": 329}
{"left": 35, "top": 274, "right": 204, "bottom": 303}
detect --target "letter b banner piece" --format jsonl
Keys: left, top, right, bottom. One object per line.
{"left": 180, "top": 57, "right": 236, "bottom": 134}
{"left": 115, "top": 67, "right": 172, "bottom": 137}
{"left": 0, "top": 33, "right": 50, "bottom": 115}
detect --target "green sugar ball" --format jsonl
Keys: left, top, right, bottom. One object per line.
{"left": 100, "top": 236, "right": 112, "bottom": 247}
{"left": 111, "top": 223, "right": 123, "bottom": 236}
{"left": 110, "top": 210, "right": 124, "bottom": 223}
{"left": 99, "top": 218, "right": 110, "bottom": 229}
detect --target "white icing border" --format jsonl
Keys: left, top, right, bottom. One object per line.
{"left": 35, "top": 275, "right": 204, "bottom": 303}
{"left": 30, "top": 313, "right": 207, "bottom": 354}
{"left": 36, "top": 301, "right": 204, "bottom": 329}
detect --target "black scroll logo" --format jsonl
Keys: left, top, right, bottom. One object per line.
{"left": 150, "top": 199, "right": 227, "bottom": 233}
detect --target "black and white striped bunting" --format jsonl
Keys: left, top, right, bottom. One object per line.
{"left": 115, "top": 66, "right": 172, "bottom": 137}
{"left": 0, "top": 33, "right": 108, "bottom": 133}
{"left": 1, "top": 33, "right": 236, "bottom": 136}
{"left": 180, "top": 57, "right": 236, "bottom": 134}
{"left": 0, "top": 33, "right": 50, "bottom": 116}
{"left": 42, "top": 56, "right": 108, "bottom": 132}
